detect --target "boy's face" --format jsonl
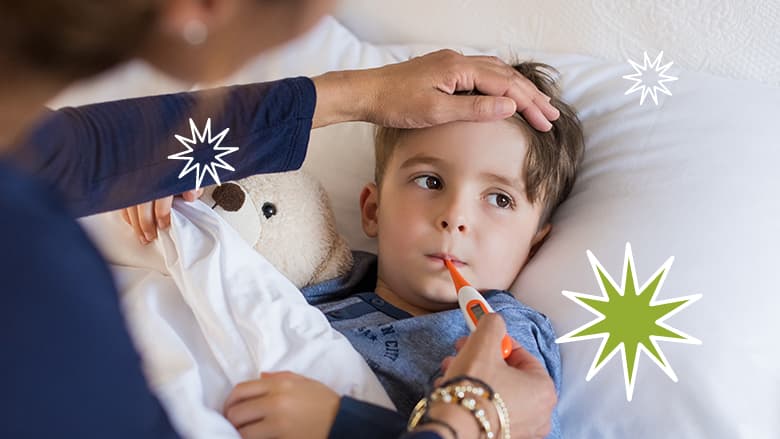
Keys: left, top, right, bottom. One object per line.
{"left": 360, "top": 119, "right": 550, "bottom": 314}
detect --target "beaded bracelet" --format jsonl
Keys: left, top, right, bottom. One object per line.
{"left": 408, "top": 376, "right": 502, "bottom": 439}
{"left": 440, "top": 376, "right": 509, "bottom": 439}
{"left": 438, "top": 375, "right": 495, "bottom": 398}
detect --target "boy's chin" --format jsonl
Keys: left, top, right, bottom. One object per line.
{"left": 419, "top": 291, "right": 460, "bottom": 311}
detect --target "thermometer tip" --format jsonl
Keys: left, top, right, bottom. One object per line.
{"left": 444, "top": 258, "right": 470, "bottom": 292}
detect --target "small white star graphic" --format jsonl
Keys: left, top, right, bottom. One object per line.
{"left": 623, "top": 51, "right": 679, "bottom": 106}
{"left": 168, "top": 118, "right": 239, "bottom": 190}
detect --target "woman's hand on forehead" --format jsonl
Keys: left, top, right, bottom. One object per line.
{"left": 313, "top": 49, "right": 560, "bottom": 131}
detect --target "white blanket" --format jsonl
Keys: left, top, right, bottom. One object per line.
{"left": 80, "top": 200, "right": 393, "bottom": 438}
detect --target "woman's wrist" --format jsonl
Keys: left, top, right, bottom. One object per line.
{"left": 311, "top": 69, "right": 375, "bottom": 128}
{"left": 422, "top": 401, "right": 479, "bottom": 439}
{"left": 408, "top": 376, "right": 506, "bottom": 439}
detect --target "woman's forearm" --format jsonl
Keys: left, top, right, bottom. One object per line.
{"left": 311, "top": 69, "right": 373, "bottom": 129}
{"left": 17, "top": 78, "right": 315, "bottom": 217}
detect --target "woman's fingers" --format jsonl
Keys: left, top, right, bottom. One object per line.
{"left": 504, "top": 74, "right": 559, "bottom": 130}
{"left": 430, "top": 52, "right": 560, "bottom": 130}
{"left": 120, "top": 208, "right": 131, "bottom": 226}
{"left": 181, "top": 188, "right": 204, "bottom": 202}
{"left": 505, "top": 340, "right": 547, "bottom": 372}
{"left": 123, "top": 202, "right": 158, "bottom": 244}
{"left": 537, "top": 96, "right": 561, "bottom": 120}
{"left": 126, "top": 206, "right": 148, "bottom": 245}
{"left": 121, "top": 190, "right": 204, "bottom": 243}
{"left": 135, "top": 202, "right": 157, "bottom": 242}
{"left": 154, "top": 196, "right": 174, "bottom": 229}
{"left": 517, "top": 104, "right": 552, "bottom": 132}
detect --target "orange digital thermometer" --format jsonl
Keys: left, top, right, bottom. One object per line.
{"left": 444, "top": 259, "right": 513, "bottom": 359}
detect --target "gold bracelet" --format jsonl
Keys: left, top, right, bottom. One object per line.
{"left": 438, "top": 378, "right": 509, "bottom": 439}
{"left": 493, "top": 392, "right": 510, "bottom": 439}
{"left": 408, "top": 397, "right": 430, "bottom": 431}
{"left": 409, "top": 380, "right": 496, "bottom": 439}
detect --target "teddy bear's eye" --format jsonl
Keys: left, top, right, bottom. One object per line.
{"left": 261, "top": 202, "right": 277, "bottom": 219}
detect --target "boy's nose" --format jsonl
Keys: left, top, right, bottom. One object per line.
{"left": 436, "top": 192, "right": 470, "bottom": 233}
{"left": 437, "top": 206, "right": 469, "bottom": 233}
{"left": 439, "top": 219, "right": 467, "bottom": 233}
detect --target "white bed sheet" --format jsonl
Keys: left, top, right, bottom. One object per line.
{"left": 80, "top": 201, "right": 393, "bottom": 438}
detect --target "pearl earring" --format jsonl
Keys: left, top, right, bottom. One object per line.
{"left": 182, "top": 19, "right": 208, "bottom": 45}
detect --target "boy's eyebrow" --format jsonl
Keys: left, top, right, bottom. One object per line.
{"left": 480, "top": 171, "right": 526, "bottom": 193}
{"left": 398, "top": 155, "right": 447, "bottom": 170}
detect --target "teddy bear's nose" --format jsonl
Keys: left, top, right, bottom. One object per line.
{"left": 211, "top": 183, "right": 245, "bottom": 212}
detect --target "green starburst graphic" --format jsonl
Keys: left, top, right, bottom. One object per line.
{"left": 556, "top": 243, "right": 701, "bottom": 401}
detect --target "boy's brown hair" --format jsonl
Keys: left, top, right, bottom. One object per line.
{"left": 374, "top": 61, "right": 584, "bottom": 227}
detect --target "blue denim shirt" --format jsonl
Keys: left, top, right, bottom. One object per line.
{"left": 305, "top": 251, "right": 564, "bottom": 439}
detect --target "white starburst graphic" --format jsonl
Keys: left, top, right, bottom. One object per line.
{"left": 623, "top": 51, "right": 679, "bottom": 106}
{"left": 168, "top": 118, "right": 239, "bottom": 190}
{"left": 556, "top": 243, "right": 701, "bottom": 401}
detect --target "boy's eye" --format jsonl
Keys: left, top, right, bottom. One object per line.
{"left": 486, "top": 193, "right": 514, "bottom": 209}
{"left": 413, "top": 175, "right": 442, "bottom": 190}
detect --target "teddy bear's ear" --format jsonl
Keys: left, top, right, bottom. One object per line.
{"left": 212, "top": 183, "right": 246, "bottom": 212}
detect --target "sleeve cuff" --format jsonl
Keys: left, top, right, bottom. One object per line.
{"left": 328, "top": 396, "right": 406, "bottom": 439}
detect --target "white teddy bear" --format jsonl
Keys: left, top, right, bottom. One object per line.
{"left": 200, "top": 170, "right": 353, "bottom": 288}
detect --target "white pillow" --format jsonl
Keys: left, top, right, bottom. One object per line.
{"left": 511, "top": 57, "right": 780, "bottom": 437}
{"left": 224, "top": 17, "right": 780, "bottom": 438}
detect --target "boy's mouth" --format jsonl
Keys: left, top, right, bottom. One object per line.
{"left": 426, "top": 253, "right": 466, "bottom": 267}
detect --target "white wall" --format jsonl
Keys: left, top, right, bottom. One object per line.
{"left": 335, "top": 0, "right": 780, "bottom": 87}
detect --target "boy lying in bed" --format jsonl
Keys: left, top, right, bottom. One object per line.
{"left": 222, "top": 61, "right": 584, "bottom": 438}
{"left": 123, "top": 61, "right": 583, "bottom": 438}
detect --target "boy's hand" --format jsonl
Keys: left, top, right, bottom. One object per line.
{"left": 312, "top": 49, "right": 561, "bottom": 131}
{"left": 223, "top": 371, "right": 340, "bottom": 439}
{"left": 120, "top": 189, "right": 203, "bottom": 244}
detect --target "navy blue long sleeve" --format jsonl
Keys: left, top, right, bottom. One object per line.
{"left": 13, "top": 77, "right": 313, "bottom": 216}
{"left": 330, "top": 397, "right": 445, "bottom": 439}
{"left": 330, "top": 396, "right": 407, "bottom": 438}
{"left": 0, "top": 78, "right": 314, "bottom": 438}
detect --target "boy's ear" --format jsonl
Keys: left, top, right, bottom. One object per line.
{"left": 359, "top": 183, "right": 380, "bottom": 238}
{"left": 528, "top": 223, "right": 552, "bottom": 260}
